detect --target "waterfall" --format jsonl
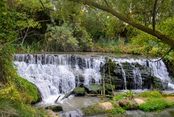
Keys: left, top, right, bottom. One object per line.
{"left": 132, "top": 67, "right": 142, "bottom": 89}
{"left": 118, "top": 63, "right": 127, "bottom": 90}
{"left": 14, "top": 54, "right": 174, "bottom": 104}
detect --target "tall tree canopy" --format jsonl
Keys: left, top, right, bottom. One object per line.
{"left": 70, "top": 0, "right": 174, "bottom": 48}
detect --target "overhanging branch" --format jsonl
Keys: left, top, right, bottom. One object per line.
{"left": 70, "top": 0, "right": 174, "bottom": 48}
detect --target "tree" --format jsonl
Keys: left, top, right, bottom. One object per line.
{"left": 70, "top": 0, "right": 174, "bottom": 48}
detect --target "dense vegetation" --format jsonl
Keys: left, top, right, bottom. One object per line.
{"left": 82, "top": 91, "right": 174, "bottom": 116}
{"left": 0, "top": 0, "right": 174, "bottom": 116}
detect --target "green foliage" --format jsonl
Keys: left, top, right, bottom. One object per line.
{"left": 0, "top": 1, "right": 17, "bottom": 50}
{"left": 139, "top": 91, "right": 162, "bottom": 98}
{"left": 158, "top": 17, "right": 174, "bottom": 38}
{"left": 73, "top": 87, "right": 85, "bottom": 96}
{"left": 113, "top": 91, "right": 134, "bottom": 101}
{"left": 139, "top": 98, "right": 174, "bottom": 112}
{"left": 0, "top": 46, "right": 40, "bottom": 104}
{"left": 82, "top": 104, "right": 106, "bottom": 116}
{"left": 87, "top": 84, "right": 102, "bottom": 93}
{"left": 113, "top": 93, "right": 126, "bottom": 101}
{"left": 45, "top": 24, "right": 79, "bottom": 51}
{"left": 0, "top": 85, "right": 21, "bottom": 102}
{"left": 0, "top": 98, "right": 45, "bottom": 117}
{"left": 14, "top": 76, "right": 41, "bottom": 104}
{"left": 45, "top": 23, "right": 93, "bottom": 52}
{"left": 110, "top": 107, "right": 125, "bottom": 114}
{"left": 107, "top": 107, "right": 125, "bottom": 117}
{"left": 124, "top": 90, "right": 134, "bottom": 100}
{"left": 74, "top": 24, "right": 93, "bottom": 51}
{"left": 16, "top": 0, "right": 52, "bottom": 12}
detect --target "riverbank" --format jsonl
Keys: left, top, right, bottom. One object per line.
{"left": 55, "top": 91, "right": 174, "bottom": 117}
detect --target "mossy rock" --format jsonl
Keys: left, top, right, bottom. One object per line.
{"left": 118, "top": 99, "right": 138, "bottom": 110}
{"left": 73, "top": 87, "right": 85, "bottom": 96}
{"left": 0, "top": 98, "right": 46, "bottom": 117}
{"left": 82, "top": 104, "right": 107, "bottom": 116}
{"left": 152, "top": 77, "right": 168, "bottom": 90}
{"left": 100, "top": 58, "right": 117, "bottom": 75}
{"left": 45, "top": 105, "right": 63, "bottom": 112}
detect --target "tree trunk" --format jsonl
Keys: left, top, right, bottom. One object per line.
{"left": 70, "top": 0, "right": 174, "bottom": 48}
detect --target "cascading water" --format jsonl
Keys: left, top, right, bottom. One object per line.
{"left": 118, "top": 63, "right": 127, "bottom": 90}
{"left": 14, "top": 54, "right": 174, "bottom": 104}
{"left": 14, "top": 54, "right": 104, "bottom": 104}
{"left": 132, "top": 67, "right": 143, "bottom": 89}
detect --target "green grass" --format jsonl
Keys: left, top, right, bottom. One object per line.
{"left": 0, "top": 98, "right": 46, "bottom": 117}
{"left": 113, "top": 93, "right": 126, "bottom": 101}
{"left": 106, "top": 107, "right": 125, "bottom": 117}
{"left": 113, "top": 91, "right": 134, "bottom": 101}
{"left": 139, "top": 98, "right": 174, "bottom": 112}
{"left": 139, "top": 91, "right": 162, "bottom": 98}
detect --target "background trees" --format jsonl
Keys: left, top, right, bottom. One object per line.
{"left": 0, "top": 0, "right": 174, "bottom": 55}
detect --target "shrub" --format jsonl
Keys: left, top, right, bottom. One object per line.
{"left": 139, "top": 91, "right": 162, "bottom": 98}
{"left": 73, "top": 87, "right": 85, "bottom": 96}
{"left": 113, "top": 93, "right": 126, "bottom": 101}
{"left": 113, "top": 91, "right": 134, "bottom": 101}
{"left": 0, "top": 46, "right": 40, "bottom": 104}
{"left": 139, "top": 98, "right": 174, "bottom": 111}
{"left": 87, "top": 84, "right": 101, "bottom": 94}
{"left": 45, "top": 24, "right": 79, "bottom": 52}
{"left": 0, "top": 98, "right": 45, "bottom": 117}
{"left": 107, "top": 107, "right": 125, "bottom": 116}
{"left": 74, "top": 25, "right": 94, "bottom": 51}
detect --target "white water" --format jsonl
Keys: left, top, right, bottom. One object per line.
{"left": 119, "top": 63, "right": 127, "bottom": 89}
{"left": 14, "top": 54, "right": 104, "bottom": 104}
{"left": 133, "top": 67, "right": 143, "bottom": 89}
{"left": 14, "top": 54, "right": 174, "bottom": 104}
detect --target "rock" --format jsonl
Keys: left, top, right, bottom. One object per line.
{"left": 164, "top": 60, "right": 174, "bottom": 78}
{"left": 46, "top": 110, "right": 59, "bottom": 117}
{"left": 152, "top": 77, "right": 168, "bottom": 90}
{"left": 134, "top": 98, "right": 145, "bottom": 105}
{"left": 79, "top": 75, "right": 85, "bottom": 83}
{"left": 45, "top": 105, "right": 63, "bottom": 112}
{"left": 118, "top": 99, "right": 138, "bottom": 110}
{"left": 98, "top": 102, "right": 113, "bottom": 111}
{"left": 82, "top": 104, "right": 105, "bottom": 116}
{"left": 77, "top": 57, "right": 86, "bottom": 69}
{"left": 75, "top": 75, "right": 85, "bottom": 87}
{"left": 73, "top": 87, "right": 85, "bottom": 96}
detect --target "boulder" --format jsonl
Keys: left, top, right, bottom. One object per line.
{"left": 152, "top": 77, "right": 168, "bottom": 90}
{"left": 98, "top": 102, "right": 113, "bottom": 111}
{"left": 134, "top": 98, "right": 145, "bottom": 105}
{"left": 118, "top": 99, "right": 138, "bottom": 110}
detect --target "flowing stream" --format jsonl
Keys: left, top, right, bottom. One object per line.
{"left": 14, "top": 54, "right": 174, "bottom": 104}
